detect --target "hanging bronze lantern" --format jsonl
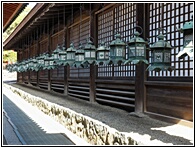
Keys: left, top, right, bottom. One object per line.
{"left": 19, "top": 61, "right": 25, "bottom": 72}
{"left": 36, "top": 54, "right": 42, "bottom": 70}
{"left": 32, "top": 58, "right": 39, "bottom": 71}
{"left": 125, "top": 27, "right": 149, "bottom": 65}
{"left": 24, "top": 60, "right": 29, "bottom": 72}
{"left": 53, "top": 44, "right": 62, "bottom": 61}
{"left": 177, "top": 16, "right": 193, "bottom": 59}
{"left": 48, "top": 55, "right": 56, "bottom": 70}
{"left": 74, "top": 42, "right": 85, "bottom": 68}
{"left": 37, "top": 54, "right": 45, "bottom": 70}
{"left": 28, "top": 58, "right": 34, "bottom": 71}
{"left": 107, "top": 33, "right": 126, "bottom": 65}
{"left": 66, "top": 43, "right": 76, "bottom": 66}
{"left": 146, "top": 31, "right": 174, "bottom": 72}
{"left": 13, "top": 62, "right": 19, "bottom": 72}
{"left": 6, "top": 64, "right": 12, "bottom": 72}
{"left": 43, "top": 53, "right": 50, "bottom": 70}
{"left": 83, "top": 38, "right": 96, "bottom": 66}
{"left": 58, "top": 43, "right": 67, "bottom": 66}
{"left": 96, "top": 42, "right": 109, "bottom": 65}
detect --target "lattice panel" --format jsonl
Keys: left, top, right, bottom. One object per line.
{"left": 97, "top": 4, "right": 137, "bottom": 77}
{"left": 70, "top": 67, "right": 90, "bottom": 78}
{"left": 97, "top": 64, "right": 135, "bottom": 77}
{"left": 29, "top": 43, "right": 38, "bottom": 58}
{"left": 148, "top": 3, "right": 193, "bottom": 77}
{"left": 51, "top": 66, "right": 64, "bottom": 78}
{"left": 30, "top": 71, "right": 37, "bottom": 78}
{"left": 39, "top": 38, "right": 48, "bottom": 54}
{"left": 69, "top": 18, "right": 90, "bottom": 49}
{"left": 39, "top": 70, "right": 48, "bottom": 78}
{"left": 114, "top": 3, "right": 137, "bottom": 47}
{"left": 17, "top": 52, "right": 22, "bottom": 62}
{"left": 97, "top": 7, "right": 113, "bottom": 47}
{"left": 23, "top": 48, "right": 29, "bottom": 60}
{"left": 51, "top": 30, "right": 64, "bottom": 52}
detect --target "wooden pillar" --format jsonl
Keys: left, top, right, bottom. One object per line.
{"left": 64, "top": 65, "right": 69, "bottom": 95}
{"left": 135, "top": 63, "right": 146, "bottom": 112}
{"left": 48, "top": 70, "right": 51, "bottom": 91}
{"left": 36, "top": 34, "right": 40, "bottom": 87}
{"left": 48, "top": 19, "right": 51, "bottom": 91}
{"left": 134, "top": 4, "right": 148, "bottom": 113}
{"left": 25, "top": 48, "right": 30, "bottom": 84}
{"left": 89, "top": 64, "right": 96, "bottom": 102}
{"left": 17, "top": 51, "right": 19, "bottom": 83}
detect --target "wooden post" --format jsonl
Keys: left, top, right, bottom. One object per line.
{"left": 48, "top": 70, "right": 51, "bottom": 91}
{"left": 64, "top": 65, "right": 69, "bottom": 95}
{"left": 36, "top": 36, "right": 40, "bottom": 87}
{"left": 37, "top": 71, "right": 40, "bottom": 87}
{"left": 135, "top": 62, "right": 146, "bottom": 112}
{"left": 26, "top": 49, "right": 30, "bottom": 85}
{"left": 48, "top": 19, "right": 51, "bottom": 91}
{"left": 134, "top": 4, "right": 148, "bottom": 113}
{"left": 89, "top": 64, "right": 96, "bottom": 102}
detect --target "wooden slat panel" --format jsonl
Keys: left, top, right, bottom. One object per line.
{"left": 95, "top": 79, "right": 135, "bottom": 111}
{"left": 68, "top": 80, "right": 90, "bottom": 101}
{"left": 146, "top": 84, "right": 193, "bottom": 121}
{"left": 96, "top": 80, "right": 135, "bottom": 90}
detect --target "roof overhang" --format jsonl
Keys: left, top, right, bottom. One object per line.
{"left": 3, "top": 3, "right": 85, "bottom": 51}
{"left": 3, "top": 3, "right": 28, "bottom": 32}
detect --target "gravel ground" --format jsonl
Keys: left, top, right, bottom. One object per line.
{"left": 7, "top": 82, "right": 193, "bottom": 145}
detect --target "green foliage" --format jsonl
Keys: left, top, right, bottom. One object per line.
{"left": 3, "top": 50, "right": 17, "bottom": 63}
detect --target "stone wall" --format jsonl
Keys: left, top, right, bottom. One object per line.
{"left": 3, "top": 84, "right": 168, "bottom": 145}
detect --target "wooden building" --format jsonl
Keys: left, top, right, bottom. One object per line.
{"left": 3, "top": 3, "right": 193, "bottom": 127}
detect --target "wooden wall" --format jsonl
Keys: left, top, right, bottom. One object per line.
{"left": 16, "top": 3, "right": 193, "bottom": 125}
{"left": 145, "top": 81, "right": 193, "bottom": 122}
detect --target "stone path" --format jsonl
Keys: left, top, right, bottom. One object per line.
{"left": 3, "top": 86, "right": 89, "bottom": 145}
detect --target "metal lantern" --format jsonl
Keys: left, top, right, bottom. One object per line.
{"left": 96, "top": 42, "right": 109, "bottom": 65}
{"left": 107, "top": 33, "right": 126, "bottom": 65}
{"left": 28, "top": 58, "right": 34, "bottom": 71}
{"left": 58, "top": 43, "right": 67, "bottom": 66}
{"left": 125, "top": 29, "right": 148, "bottom": 65}
{"left": 17, "top": 61, "right": 23, "bottom": 72}
{"left": 74, "top": 43, "right": 85, "bottom": 68}
{"left": 48, "top": 55, "right": 56, "bottom": 70}
{"left": 8, "top": 64, "right": 14, "bottom": 72}
{"left": 83, "top": 38, "right": 96, "bottom": 65}
{"left": 43, "top": 53, "right": 50, "bottom": 70}
{"left": 6, "top": 64, "right": 12, "bottom": 72}
{"left": 36, "top": 54, "right": 42, "bottom": 70}
{"left": 53, "top": 44, "right": 62, "bottom": 61}
{"left": 66, "top": 43, "right": 76, "bottom": 66}
{"left": 12, "top": 62, "right": 18, "bottom": 72}
{"left": 19, "top": 61, "right": 25, "bottom": 72}
{"left": 40, "top": 54, "right": 45, "bottom": 69}
{"left": 146, "top": 32, "right": 174, "bottom": 72}
{"left": 32, "top": 58, "right": 39, "bottom": 71}
{"left": 177, "top": 17, "right": 193, "bottom": 59}
{"left": 24, "top": 60, "right": 29, "bottom": 72}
